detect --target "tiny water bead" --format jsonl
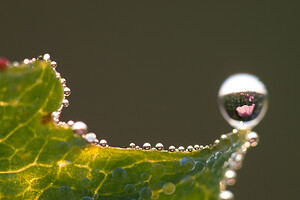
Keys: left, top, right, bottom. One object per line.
{"left": 247, "top": 131, "right": 259, "bottom": 147}
{"left": 72, "top": 121, "right": 88, "bottom": 135}
{"left": 219, "top": 190, "right": 234, "bottom": 200}
{"left": 64, "top": 87, "right": 71, "bottom": 96}
{"left": 178, "top": 146, "right": 185, "bottom": 152}
{"left": 62, "top": 98, "right": 69, "bottom": 107}
{"left": 61, "top": 78, "right": 66, "bottom": 85}
{"left": 194, "top": 144, "right": 200, "bottom": 150}
{"left": 168, "top": 146, "right": 176, "bottom": 152}
{"left": 129, "top": 143, "right": 136, "bottom": 148}
{"left": 143, "top": 143, "right": 151, "bottom": 150}
{"left": 218, "top": 73, "right": 268, "bottom": 130}
{"left": 85, "top": 133, "right": 96, "bottom": 143}
{"left": 99, "top": 139, "right": 107, "bottom": 147}
{"left": 155, "top": 143, "right": 164, "bottom": 151}
{"left": 187, "top": 145, "right": 194, "bottom": 152}
{"left": 43, "top": 53, "right": 51, "bottom": 61}
{"left": 51, "top": 61, "right": 57, "bottom": 68}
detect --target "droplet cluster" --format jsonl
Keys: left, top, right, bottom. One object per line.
{"left": 19, "top": 55, "right": 264, "bottom": 199}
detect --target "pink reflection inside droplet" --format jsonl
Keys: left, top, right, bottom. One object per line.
{"left": 236, "top": 104, "right": 255, "bottom": 117}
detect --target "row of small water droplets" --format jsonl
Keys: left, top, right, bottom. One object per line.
{"left": 35, "top": 54, "right": 259, "bottom": 200}
{"left": 30, "top": 54, "right": 109, "bottom": 148}
{"left": 218, "top": 130, "right": 259, "bottom": 200}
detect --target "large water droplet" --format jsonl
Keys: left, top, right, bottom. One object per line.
{"left": 218, "top": 73, "right": 268, "bottom": 129}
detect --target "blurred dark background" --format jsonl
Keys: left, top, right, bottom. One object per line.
{"left": 1, "top": 1, "right": 299, "bottom": 199}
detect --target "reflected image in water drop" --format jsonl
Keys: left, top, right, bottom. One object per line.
{"left": 218, "top": 73, "right": 268, "bottom": 129}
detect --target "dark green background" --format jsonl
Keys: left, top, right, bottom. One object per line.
{"left": 1, "top": 1, "right": 299, "bottom": 199}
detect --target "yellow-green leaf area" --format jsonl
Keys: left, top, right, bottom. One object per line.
{"left": 0, "top": 61, "right": 247, "bottom": 200}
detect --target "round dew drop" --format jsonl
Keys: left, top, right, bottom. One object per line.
{"left": 155, "top": 143, "right": 164, "bottom": 151}
{"left": 99, "top": 139, "right": 107, "bottom": 147}
{"left": 218, "top": 73, "right": 268, "bottom": 130}
{"left": 178, "top": 146, "right": 185, "bottom": 152}
{"left": 194, "top": 144, "right": 200, "bottom": 150}
{"left": 168, "top": 146, "right": 176, "bottom": 152}
{"left": 51, "top": 61, "right": 57, "bottom": 68}
{"left": 129, "top": 143, "right": 136, "bottom": 148}
{"left": 64, "top": 87, "right": 71, "bottom": 96}
{"left": 143, "top": 143, "right": 151, "bottom": 150}
{"left": 162, "top": 182, "right": 176, "bottom": 195}
{"left": 187, "top": 145, "right": 194, "bottom": 152}
{"left": 85, "top": 133, "right": 96, "bottom": 143}
{"left": 72, "top": 121, "right": 88, "bottom": 135}
{"left": 62, "top": 99, "right": 69, "bottom": 107}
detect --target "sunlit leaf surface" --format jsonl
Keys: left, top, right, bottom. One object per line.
{"left": 0, "top": 61, "right": 249, "bottom": 200}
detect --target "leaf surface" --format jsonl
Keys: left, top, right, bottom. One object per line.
{"left": 0, "top": 61, "right": 248, "bottom": 200}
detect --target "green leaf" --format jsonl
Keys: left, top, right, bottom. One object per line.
{"left": 0, "top": 60, "right": 249, "bottom": 200}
